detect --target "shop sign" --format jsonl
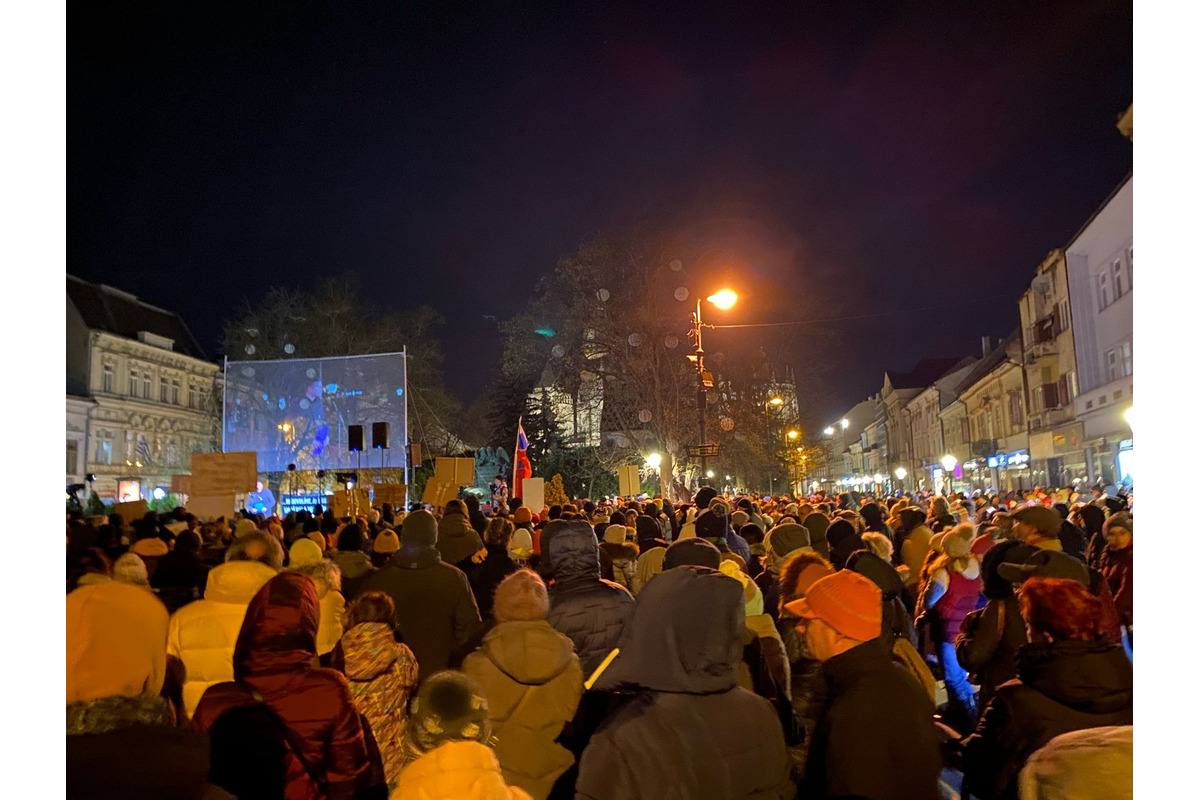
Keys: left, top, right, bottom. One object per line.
{"left": 987, "top": 449, "right": 1030, "bottom": 469}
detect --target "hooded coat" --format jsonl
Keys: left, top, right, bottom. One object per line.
{"left": 462, "top": 621, "right": 584, "bottom": 799}
{"left": 193, "top": 573, "right": 373, "bottom": 800}
{"left": 437, "top": 508, "right": 486, "bottom": 568}
{"left": 801, "top": 513, "right": 831, "bottom": 559}
{"left": 167, "top": 559, "right": 278, "bottom": 716}
{"left": 963, "top": 640, "right": 1134, "bottom": 800}
{"left": 898, "top": 509, "right": 934, "bottom": 591}
{"left": 598, "top": 529, "right": 639, "bottom": 592}
{"left": 541, "top": 521, "right": 634, "bottom": 676}
{"left": 1078, "top": 505, "right": 1108, "bottom": 571}
{"left": 339, "top": 622, "right": 419, "bottom": 789}
{"left": 577, "top": 566, "right": 793, "bottom": 800}
{"left": 359, "top": 545, "right": 482, "bottom": 684}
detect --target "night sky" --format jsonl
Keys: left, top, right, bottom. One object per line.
{"left": 69, "top": 1, "right": 1132, "bottom": 419}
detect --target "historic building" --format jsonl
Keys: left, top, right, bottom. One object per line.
{"left": 67, "top": 276, "right": 220, "bottom": 500}
{"left": 950, "top": 331, "right": 1031, "bottom": 492}
{"left": 1018, "top": 249, "right": 1087, "bottom": 488}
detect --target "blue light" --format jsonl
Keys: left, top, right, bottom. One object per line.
{"left": 262, "top": 393, "right": 269, "bottom": 401}
{"left": 278, "top": 398, "right": 286, "bottom": 410}
{"left": 325, "top": 383, "right": 338, "bottom": 393}
{"left": 396, "top": 388, "right": 403, "bottom": 396}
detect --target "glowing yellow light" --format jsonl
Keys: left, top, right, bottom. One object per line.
{"left": 894, "top": 467, "right": 908, "bottom": 480}
{"left": 787, "top": 429, "right": 799, "bottom": 440}
{"left": 840, "top": 418, "right": 849, "bottom": 429}
{"left": 646, "top": 453, "right": 662, "bottom": 469}
{"left": 706, "top": 289, "right": 737, "bottom": 310}
{"left": 769, "top": 397, "right": 784, "bottom": 406}
{"left": 941, "top": 454, "right": 958, "bottom": 471}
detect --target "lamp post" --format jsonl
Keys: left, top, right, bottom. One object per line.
{"left": 941, "top": 454, "right": 958, "bottom": 496}
{"left": 691, "top": 289, "right": 736, "bottom": 484}
{"left": 646, "top": 453, "right": 662, "bottom": 495}
{"left": 894, "top": 466, "right": 907, "bottom": 494}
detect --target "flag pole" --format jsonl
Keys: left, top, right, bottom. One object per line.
{"left": 512, "top": 416, "right": 522, "bottom": 505}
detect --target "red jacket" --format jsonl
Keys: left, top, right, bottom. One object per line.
{"left": 1101, "top": 544, "right": 1133, "bottom": 627}
{"left": 193, "top": 573, "right": 372, "bottom": 800}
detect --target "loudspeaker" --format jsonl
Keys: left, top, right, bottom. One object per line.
{"left": 372, "top": 421, "right": 390, "bottom": 450}
{"left": 348, "top": 425, "right": 365, "bottom": 452}
{"left": 408, "top": 443, "right": 422, "bottom": 468}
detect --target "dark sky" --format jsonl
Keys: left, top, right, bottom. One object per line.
{"left": 69, "top": 1, "right": 1132, "bottom": 420}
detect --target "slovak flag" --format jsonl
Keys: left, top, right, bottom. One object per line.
{"left": 513, "top": 419, "right": 532, "bottom": 501}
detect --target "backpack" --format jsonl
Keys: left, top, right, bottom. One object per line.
{"left": 891, "top": 636, "right": 938, "bottom": 705}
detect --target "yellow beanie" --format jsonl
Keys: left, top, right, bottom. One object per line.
{"left": 289, "top": 538, "right": 324, "bottom": 567}
{"left": 67, "top": 582, "right": 168, "bottom": 704}
{"left": 374, "top": 528, "right": 401, "bottom": 554}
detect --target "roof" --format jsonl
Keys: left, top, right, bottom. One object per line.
{"left": 954, "top": 330, "right": 1021, "bottom": 395}
{"left": 66, "top": 275, "right": 209, "bottom": 360}
{"left": 887, "top": 358, "right": 967, "bottom": 390}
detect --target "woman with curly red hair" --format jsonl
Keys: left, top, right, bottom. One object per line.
{"left": 962, "top": 577, "right": 1132, "bottom": 800}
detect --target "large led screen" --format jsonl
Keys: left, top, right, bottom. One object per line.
{"left": 223, "top": 352, "right": 407, "bottom": 473}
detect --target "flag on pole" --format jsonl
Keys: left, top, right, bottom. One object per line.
{"left": 513, "top": 419, "right": 532, "bottom": 502}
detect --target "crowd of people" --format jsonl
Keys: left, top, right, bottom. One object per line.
{"left": 65, "top": 483, "right": 1133, "bottom": 799}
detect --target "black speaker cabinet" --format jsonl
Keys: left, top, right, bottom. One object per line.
{"left": 348, "top": 424, "right": 365, "bottom": 452}
{"left": 372, "top": 421, "right": 390, "bottom": 450}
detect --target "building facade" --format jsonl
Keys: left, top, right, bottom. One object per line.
{"left": 66, "top": 395, "right": 94, "bottom": 488}
{"left": 953, "top": 331, "right": 1031, "bottom": 492}
{"left": 1066, "top": 173, "right": 1133, "bottom": 487}
{"left": 67, "top": 276, "right": 221, "bottom": 500}
{"left": 1018, "top": 249, "right": 1087, "bottom": 488}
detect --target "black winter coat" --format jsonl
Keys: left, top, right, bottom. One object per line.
{"left": 543, "top": 521, "right": 634, "bottom": 676}
{"left": 963, "top": 639, "right": 1133, "bottom": 800}
{"left": 577, "top": 567, "right": 793, "bottom": 800}
{"left": 804, "top": 638, "right": 942, "bottom": 800}
{"left": 955, "top": 595, "right": 1028, "bottom": 709}
{"left": 359, "top": 544, "right": 482, "bottom": 683}
{"left": 463, "top": 545, "right": 520, "bottom": 620}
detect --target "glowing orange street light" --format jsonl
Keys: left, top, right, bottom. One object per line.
{"left": 706, "top": 289, "right": 737, "bottom": 310}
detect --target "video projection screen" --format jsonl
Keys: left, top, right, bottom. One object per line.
{"left": 223, "top": 352, "right": 408, "bottom": 473}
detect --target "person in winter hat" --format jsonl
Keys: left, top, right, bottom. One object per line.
{"left": 919, "top": 523, "right": 982, "bottom": 727}
{"left": 577, "top": 566, "right": 794, "bottom": 799}
{"left": 696, "top": 506, "right": 748, "bottom": 573}
{"left": 288, "top": 538, "right": 346, "bottom": 659}
{"left": 599, "top": 524, "right": 639, "bottom": 591}
{"left": 151, "top": 529, "right": 210, "bottom": 613}
{"left": 662, "top": 536, "right": 722, "bottom": 570}
{"left": 331, "top": 523, "right": 375, "bottom": 602}
{"left": 757, "top": 522, "right": 813, "bottom": 623}
{"left": 962, "top": 578, "right": 1133, "bottom": 800}
{"left": 359, "top": 510, "right": 482, "bottom": 683}
{"left": 1099, "top": 512, "right": 1133, "bottom": 634}
{"left": 633, "top": 515, "right": 667, "bottom": 551}
{"left": 338, "top": 591, "right": 419, "bottom": 790}
{"left": 1011, "top": 505, "right": 1064, "bottom": 551}
{"left": 786, "top": 571, "right": 942, "bottom": 800}
{"left": 193, "top": 572, "right": 376, "bottom": 800}
{"left": 509, "top": 528, "right": 534, "bottom": 565}
{"left": 462, "top": 570, "right": 584, "bottom": 800}
{"left": 67, "top": 582, "right": 212, "bottom": 799}
{"left": 1075, "top": 504, "right": 1108, "bottom": 570}
{"left": 541, "top": 519, "right": 634, "bottom": 676}
{"left": 801, "top": 511, "right": 831, "bottom": 560}
{"left": 896, "top": 508, "right": 934, "bottom": 606}
{"left": 394, "top": 671, "right": 532, "bottom": 800}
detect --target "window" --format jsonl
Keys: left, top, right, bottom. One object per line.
{"left": 160, "top": 377, "right": 169, "bottom": 403}
{"left": 1127, "top": 247, "right": 1133, "bottom": 286}
{"left": 1066, "top": 371, "right": 1078, "bottom": 401}
{"left": 960, "top": 418, "right": 970, "bottom": 443}
{"left": 94, "top": 432, "right": 112, "bottom": 465}
{"left": 1032, "top": 385, "right": 1043, "bottom": 413}
{"left": 67, "top": 439, "right": 79, "bottom": 475}
{"left": 188, "top": 384, "right": 197, "bottom": 409}
{"left": 128, "top": 367, "right": 139, "bottom": 396}
{"left": 1120, "top": 341, "right": 1132, "bottom": 376}
{"left": 1008, "top": 391, "right": 1024, "bottom": 428}
{"left": 1057, "top": 300, "right": 1070, "bottom": 331}
{"left": 1098, "top": 272, "right": 1110, "bottom": 310}
{"left": 1113, "top": 258, "right": 1126, "bottom": 299}
{"left": 1107, "top": 349, "right": 1119, "bottom": 382}
{"left": 102, "top": 363, "right": 114, "bottom": 393}
{"left": 171, "top": 378, "right": 181, "bottom": 405}
{"left": 142, "top": 372, "right": 151, "bottom": 399}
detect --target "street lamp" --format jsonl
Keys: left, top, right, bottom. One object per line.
{"left": 1124, "top": 405, "right": 1133, "bottom": 433}
{"left": 691, "top": 289, "right": 737, "bottom": 483}
{"left": 645, "top": 453, "right": 662, "bottom": 469}
{"left": 841, "top": 418, "right": 849, "bottom": 429}
{"left": 787, "top": 429, "right": 799, "bottom": 440}
{"left": 824, "top": 426, "right": 834, "bottom": 436}
{"left": 941, "top": 454, "right": 958, "bottom": 496}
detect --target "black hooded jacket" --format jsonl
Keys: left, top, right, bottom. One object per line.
{"left": 542, "top": 520, "right": 634, "bottom": 676}
{"left": 963, "top": 639, "right": 1133, "bottom": 800}
{"left": 576, "top": 567, "right": 793, "bottom": 800}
